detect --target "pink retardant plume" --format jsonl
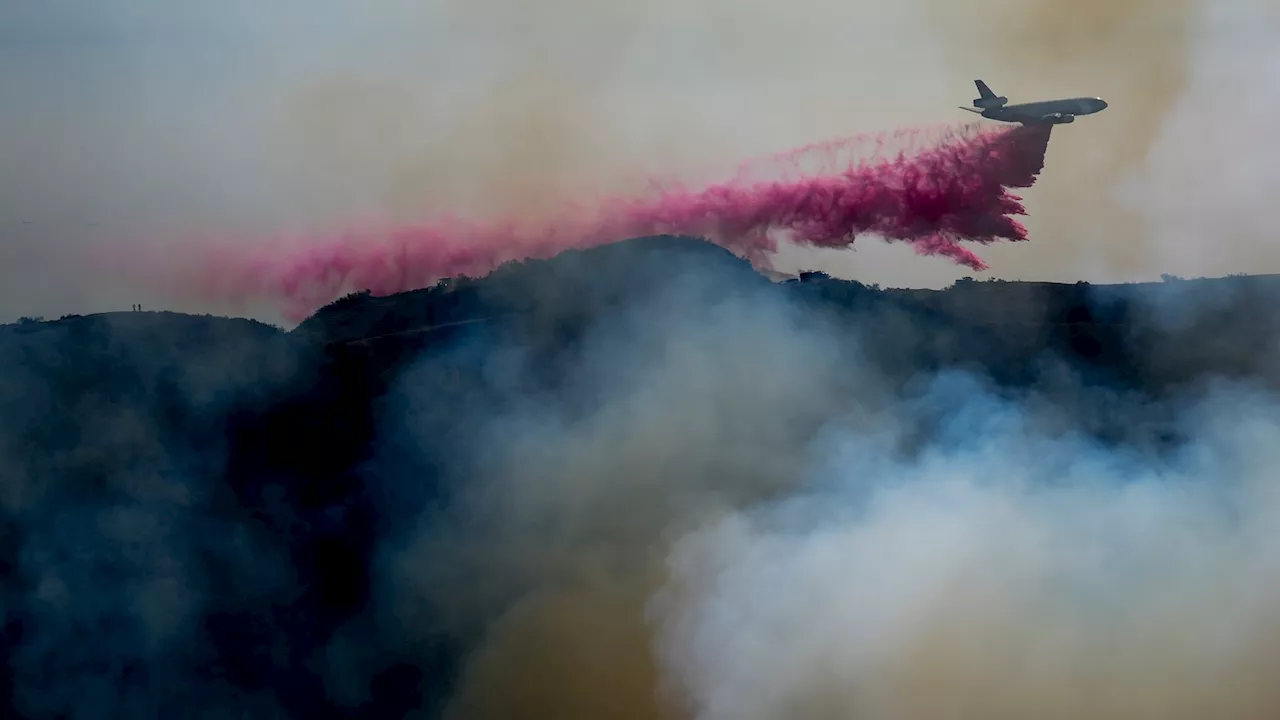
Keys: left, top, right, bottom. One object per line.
{"left": 166, "top": 122, "right": 1052, "bottom": 322}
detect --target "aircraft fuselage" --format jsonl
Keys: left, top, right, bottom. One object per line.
{"left": 960, "top": 80, "right": 1108, "bottom": 125}
{"left": 981, "top": 97, "right": 1108, "bottom": 125}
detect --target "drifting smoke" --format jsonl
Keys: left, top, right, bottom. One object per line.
{"left": 12, "top": 236, "right": 1280, "bottom": 719}
{"left": 135, "top": 122, "right": 1050, "bottom": 321}
{"left": 374, "top": 262, "right": 1280, "bottom": 719}
{"left": 652, "top": 381, "right": 1280, "bottom": 719}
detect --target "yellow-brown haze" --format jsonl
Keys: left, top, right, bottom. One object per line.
{"left": 276, "top": 0, "right": 959, "bottom": 222}
{"left": 776, "top": 0, "right": 1280, "bottom": 289}
{"left": 1113, "top": 0, "right": 1280, "bottom": 281}
{"left": 279, "top": 0, "right": 1209, "bottom": 291}
{"left": 780, "top": 0, "right": 1195, "bottom": 287}
{"left": 7, "top": 0, "right": 1280, "bottom": 322}
{"left": 918, "top": 0, "right": 1194, "bottom": 281}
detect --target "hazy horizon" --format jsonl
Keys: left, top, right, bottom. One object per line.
{"left": 3, "top": 0, "right": 1279, "bottom": 325}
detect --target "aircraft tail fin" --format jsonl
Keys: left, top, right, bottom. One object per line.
{"left": 972, "top": 79, "right": 1008, "bottom": 109}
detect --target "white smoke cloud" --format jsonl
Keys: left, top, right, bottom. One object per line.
{"left": 363, "top": 239, "right": 1280, "bottom": 718}
{"left": 649, "top": 374, "right": 1280, "bottom": 719}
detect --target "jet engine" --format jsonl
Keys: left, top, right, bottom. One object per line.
{"left": 973, "top": 95, "right": 1008, "bottom": 109}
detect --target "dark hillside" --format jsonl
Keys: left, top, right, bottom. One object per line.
{"left": 4, "top": 235, "right": 1280, "bottom": 718}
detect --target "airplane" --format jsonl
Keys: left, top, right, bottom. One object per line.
{"left": 958, "top": 79, "right": 1108, "bottom": 125}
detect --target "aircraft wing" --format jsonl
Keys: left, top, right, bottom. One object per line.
{"left": 1029, "top": 111, "right": 1074, "bottom": 124}
{"left": 1000, "top": 107, "right": 1075, "bottom": 125}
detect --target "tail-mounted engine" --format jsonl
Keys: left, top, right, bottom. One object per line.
{"left": 973, "top": 95, "right": 1008, "bottom": 109}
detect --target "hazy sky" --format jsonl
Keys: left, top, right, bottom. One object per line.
{"left": 2, "top": 0, "right": 1278, "bottom": 323}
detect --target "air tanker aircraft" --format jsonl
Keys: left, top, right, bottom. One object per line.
{"left": 959, "top": 79, "right": 1108, "bottom": 125}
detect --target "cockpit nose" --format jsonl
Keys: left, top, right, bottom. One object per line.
{"left": 1095, "top": 98, "right": 1109, "bottom": 110}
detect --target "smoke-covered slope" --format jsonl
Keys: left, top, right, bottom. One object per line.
{"left": 5, "top": 235, "right": 1280, "bottom": 718}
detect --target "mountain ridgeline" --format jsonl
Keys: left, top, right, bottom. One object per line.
{"left": 3, "top": 234, "right": 1280, "bottom": 718}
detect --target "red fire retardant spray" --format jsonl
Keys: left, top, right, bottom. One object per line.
{"left": 158, "top": 122, "right": 1052, "bottom": 321}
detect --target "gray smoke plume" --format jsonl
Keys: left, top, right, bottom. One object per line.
{"left": 370, "top": 251, "right": 1280, "bottom": 718}
{"left": 651, "top": 375, "right": 1280, "bottom": 719}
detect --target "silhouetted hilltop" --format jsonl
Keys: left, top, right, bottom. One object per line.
{"left": 277, "top": 236, "right": 1280, "bottom": 397}
{"left": 5, "top": 233, "right": 1280, "bottom": 718}
{"left": 294, "top": 235, "right": 767, "bottom": 345}
{"left": 9, "top": 236, "right": 1273, "bottom": 373}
